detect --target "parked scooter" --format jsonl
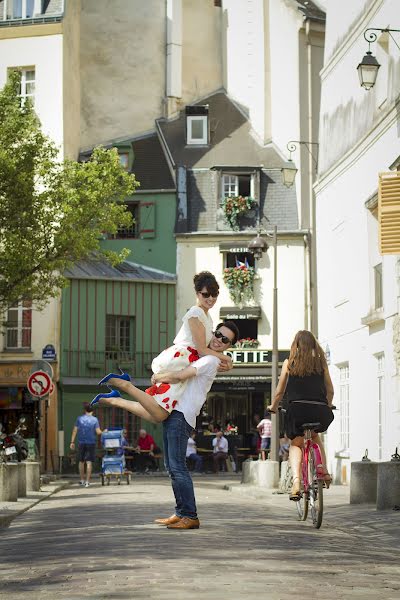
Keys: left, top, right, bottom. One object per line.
{"left": 2, "top": 417, "right": 28, "bottom": 462}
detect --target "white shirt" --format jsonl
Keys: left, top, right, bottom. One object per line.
{"left": 173, "top": 306, "right": 213, "bottom": 347}
{"left": 186, "top": 437, "right": 197, "bottom": 457}
{"left": 212, "top": 436, "right": 228, "bottom": 454}
{"left": 175, "top": 355, "right": 220, "bottom": 429}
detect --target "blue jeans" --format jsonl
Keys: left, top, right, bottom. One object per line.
{"left": 163, "top": 411, "right": 197, "bottom": 519}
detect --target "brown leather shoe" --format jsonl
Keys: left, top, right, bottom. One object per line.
{"left": 154, "top": 514, "right": 181, "bottom": 526}
{"left": 167, "top": 517, "right": 200, "bottom": 530}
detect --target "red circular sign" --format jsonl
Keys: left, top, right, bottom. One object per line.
{"left": 27, "top": 371, "right": 52, "bottom": 398}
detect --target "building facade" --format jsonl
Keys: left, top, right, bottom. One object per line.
{"left": 315, "top": 0, "right": 400, "bottom": 481}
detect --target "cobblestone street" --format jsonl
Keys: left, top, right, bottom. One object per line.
{"left": 0, "top": 476, "right": 399, "bottom": 600}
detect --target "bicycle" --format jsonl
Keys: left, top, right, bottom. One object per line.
{"left": 294, "top": 420, "right": 325, "bottom": 529}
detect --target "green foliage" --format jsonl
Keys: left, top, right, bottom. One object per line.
{"left": 0, "top": 72, "right": 138, "bottom": 312}
{"left": 221, "top": 195, "right": 256, "bottom": 230}
{"left": 223, "top": 265, "right": 255, "bottom": 305}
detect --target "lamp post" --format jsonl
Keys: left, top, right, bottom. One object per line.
{"left": 247, "top": 224, "right": 280, "bottom": 462}
{"left": 281, "top": 140, "right": 319, "bottom": 188}
{"left": 357, "top": 28, "right": 400, "bottom": 90}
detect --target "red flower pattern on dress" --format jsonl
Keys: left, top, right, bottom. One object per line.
{"left": 173, "top": 351, "right": 181, "bottom": 358}
{"left": 172, "top": 400, "right": 178, "bottom": 408}
{"left": 145, "top": 383, "right": 171, "bottom": 396}
{"left": 187, "top": 346, "right": 200, "bottom": 363}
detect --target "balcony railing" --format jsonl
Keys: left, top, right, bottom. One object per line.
{"left": 61, "top": 350, "right": 155, "bottom": 379}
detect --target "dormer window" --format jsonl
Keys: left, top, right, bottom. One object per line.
{"left": 186, "top": 105, "right": 209, "bottom": 145}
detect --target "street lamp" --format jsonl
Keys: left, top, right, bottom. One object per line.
{"left": 281, "top": 140, "right": 319, "bottom": 188}
{"left": 247, "top": 224, "right": 279, "bottom": 461}
{"left": 357, "top": 28, "right": 400, "bottom": 90}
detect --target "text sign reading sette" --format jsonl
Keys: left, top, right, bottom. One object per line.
{"left": 27, "top": 370, "right": 52, "bottom": 398}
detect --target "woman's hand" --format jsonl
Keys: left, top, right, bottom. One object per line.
{"left": 219, "top": 355, "right": 233, "bottom": 368}
{"left": 267, "top": 404, "right": 277, "bottom": 413}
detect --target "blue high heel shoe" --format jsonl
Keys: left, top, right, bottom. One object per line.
{"left": 90, "top": 387, "right": 122, "bottom": 407}
{"left": 99, "top": 368, "right": 131, "bottom": 386}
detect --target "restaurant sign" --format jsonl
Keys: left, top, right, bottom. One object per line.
{"left": 225, "top": 349, "right": 289, "bottom": 365}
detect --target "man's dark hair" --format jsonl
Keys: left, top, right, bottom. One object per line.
{"left": 216, "top": 320, "right": 240, "bottom": 345}
{"left": 193, "top": 271, "right": 219, "bottom": 295}
{"left": 83, "top": 402, "right": 93, "bottom": 413}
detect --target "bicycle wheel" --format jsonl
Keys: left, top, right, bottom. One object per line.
{"left": 308, "top": 448, "right": 323, "bottom": 528}
{"left": 296, "top": 458, "right": 309, "bottom": 521}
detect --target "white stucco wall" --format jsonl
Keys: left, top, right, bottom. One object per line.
{"left": 0, "top": 33, "right": 64, "bottom": 151}
{"left": 176, "top": 236, "right": 307, "bottom": 351}
{"left": 316, "top": 0, "right": 400, "bottom": 475}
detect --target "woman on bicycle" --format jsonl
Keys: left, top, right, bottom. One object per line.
{"left": 267, "top": 330, "right": 334, "bottom": 501}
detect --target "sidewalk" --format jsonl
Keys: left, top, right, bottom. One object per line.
{"left": 0, "top": 480, "right": 71, "bottom": 528}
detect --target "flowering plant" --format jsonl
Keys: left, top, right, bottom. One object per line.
{"left": 223, "top": 265, "right": 255, "bottom": 305}
{"left": 236, "top": 338, "right": 259, "bottom": 349}
{"left": 221, "top": 196, "right": 256, "bottom": 231}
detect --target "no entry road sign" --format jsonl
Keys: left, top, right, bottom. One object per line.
{"left": 27, "top": 370, "right": 52, "bottom": 398}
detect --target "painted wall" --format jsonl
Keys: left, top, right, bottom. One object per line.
{"left": 63, "top": 0, "right": 81, "bottom": 160}
{"left": 315, "top": 0, "right": 400, "bottom": 476}
{"left": 101, "top": 193, "right": 177, "bottom": 274}
{"left": 0, "top": 30, "right": 64, "bottom": 152}
{"left": 79, "top": 0, "right": 166, "bottom": 148}
{"left": 176, "top": 235, "right": 307, "bottom": 348}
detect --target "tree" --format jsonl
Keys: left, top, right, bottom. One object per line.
{"left": 0, "top": 72, "right": 138, "bottom": 313}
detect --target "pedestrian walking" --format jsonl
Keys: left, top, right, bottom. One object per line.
{"left": 257, "top": 411, "right": 272, "bottom": 460}
{"left": 70, "top": 402, "right": 103, "bottom": 487}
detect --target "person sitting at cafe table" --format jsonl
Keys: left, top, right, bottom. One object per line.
{"left": 186, "top": 431, "right": 203, "bottom": 473}
{"left": 135, "top": 428, "right": 157, "bottom": 472}
{"left": 212, "top": 430, "right": 229, "bottom": 473}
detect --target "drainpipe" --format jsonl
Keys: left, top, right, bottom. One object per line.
{"left": 166, "top": 0, "right": 182, "bottom": 111}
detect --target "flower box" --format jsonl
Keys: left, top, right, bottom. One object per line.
{"left": 221, "top": 196, "right": 256, "bottom": 230}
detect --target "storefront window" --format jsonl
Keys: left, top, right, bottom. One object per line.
{"left": 6, "top": 301, "right": 32, "bottom": 350}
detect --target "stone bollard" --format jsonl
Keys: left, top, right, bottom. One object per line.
{"left": 17, "top": 462, "right": 27, "bottom": 498}
{"left": 376, "top": 448, "right": 400, "bottom": 510}
{"left": 25, "top": 462, "right": 41, "bottom": 492}
{"left": 0, "top": 463, "right": 19, "bottom": 502}
{"left": 241, "top": 460, "right": 279, "bottom": 488}
{"left": 350, "top": 451, "right": 378, "bottom": 504}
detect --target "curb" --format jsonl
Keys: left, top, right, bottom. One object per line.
{"left": 0, "top": 480, "right": 72, "bottom": 528}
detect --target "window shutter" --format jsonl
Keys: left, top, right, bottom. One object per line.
{"left": 378, "top": 172, "right": 400, "bottom": 254}
{"left": 139, "top": 202, "right": 156, "bottom": 238}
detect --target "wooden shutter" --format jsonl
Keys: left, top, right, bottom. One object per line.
{"left": 378, "top": 171, "right": 400, "bottom": 254}
{"left": 139, "top": 201, "right": 156, "bottom": 238}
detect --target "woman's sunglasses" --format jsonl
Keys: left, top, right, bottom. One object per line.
{"left": 199, "top": 291, "right": 219, "bottom": 298}
{"left": 214, "top": 330, "right": 231, "bottom": 344}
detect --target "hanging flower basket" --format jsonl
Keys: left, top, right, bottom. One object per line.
{"left": 223, "top": 265, "right": 255, "bottom": 305}
{"left": 221, "top": 196, "right": 256, "bottom": 231}
{"left": 236, "top": 338, "right": 259, "bottom": 349}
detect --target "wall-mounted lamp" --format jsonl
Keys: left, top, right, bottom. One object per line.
{"left": 357, "top": 28, "right": 400, "bottom": 90}
{"left": 281, "top": 140, "right": 319, "bottom": 188}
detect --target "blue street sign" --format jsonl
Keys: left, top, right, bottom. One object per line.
{"left": 42, "top": 344, "right": 56, "bottom": 361}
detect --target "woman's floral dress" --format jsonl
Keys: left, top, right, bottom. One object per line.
{"left": 145, "top": 306, "right": 213, "bottom": 413}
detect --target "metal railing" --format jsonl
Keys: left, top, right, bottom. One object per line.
{"left": 61, "top": 350, "right": 155, "bottom": 379}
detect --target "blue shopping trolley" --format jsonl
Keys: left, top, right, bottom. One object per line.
{"left": 100, "top": 428, "right": 131, "bottom": 486}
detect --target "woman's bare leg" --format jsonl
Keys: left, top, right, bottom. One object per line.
{"left": 104, "top": 379, "right": 169, "bottom": 422}
{"left": 99, "top": 396, "right": 161, "bottom": 424}
{"left": 311, "top": 432, "right": 330, "bottom": 475}
{"left": 289, "top": 436, "right": 304, "bottom": 493}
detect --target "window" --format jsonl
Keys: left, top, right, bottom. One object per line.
{"left": 222, "top": 173, "right": 252, "bottom": 198}
{"left": 186, "top": 115, "right": 208, "bottom": 145}
{"left": 229, "top": 318, "right": 258, "bottom": 341}
{"left": 11, "top": 0, "right": 35, "bottom": 19}
{"left": 6, "top": 300, "right": 32, "bottom": 350}
{"left": 376, "top": 353, "right": 384, "bottom": 460}
{"left": 338, "top": 364, "right": 350, "bottom": 450}
{"left": 226, "top": 251, "right": 255, "bottom": 269}
{"left": 119, "top": 153, "right": 129, "bottom": 170}
{"left": 116, "top": 203, "right": 139, "bottom": 239}
{"left": 374, "top": 263, "right": 383, "bottom": 309}
{"left": 10, "top": 68, "right": 35, "bottom": 105}
{"left": 105, "top": 316, "right": 134, "bottom": 360}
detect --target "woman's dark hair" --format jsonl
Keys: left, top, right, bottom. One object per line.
{"left": 287, "top": 330, "right": 327, "bottom": 377}
{"left": 216, "top": 320, "right": 240, "bottom": 345}
{"left": 193, "top": 271, "right": 219, "bottom": 295}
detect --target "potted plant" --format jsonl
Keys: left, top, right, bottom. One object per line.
{"left": 223, "top": 265, "right": 255, "bottom": 305}
{"left": 236, "top": 338, "right": 259, "bottom": 349}
{"left": 221, "top": 196, "right": 256, "bottom": 231}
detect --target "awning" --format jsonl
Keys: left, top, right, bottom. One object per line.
{"left": 215, "top": 367, "right": 271, "bottom": 382}
{"left": 220, "top": 306, "right": 261, "bottom": 320}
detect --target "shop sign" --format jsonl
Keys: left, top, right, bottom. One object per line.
{"left": 42, "top": 344, "right": 56, "bottom": 361}
{"left": 225, "top": 349, "right": 289, "bottom": 365}
{"left": 0, "top": 363, "right": 32, "bottom": 383}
